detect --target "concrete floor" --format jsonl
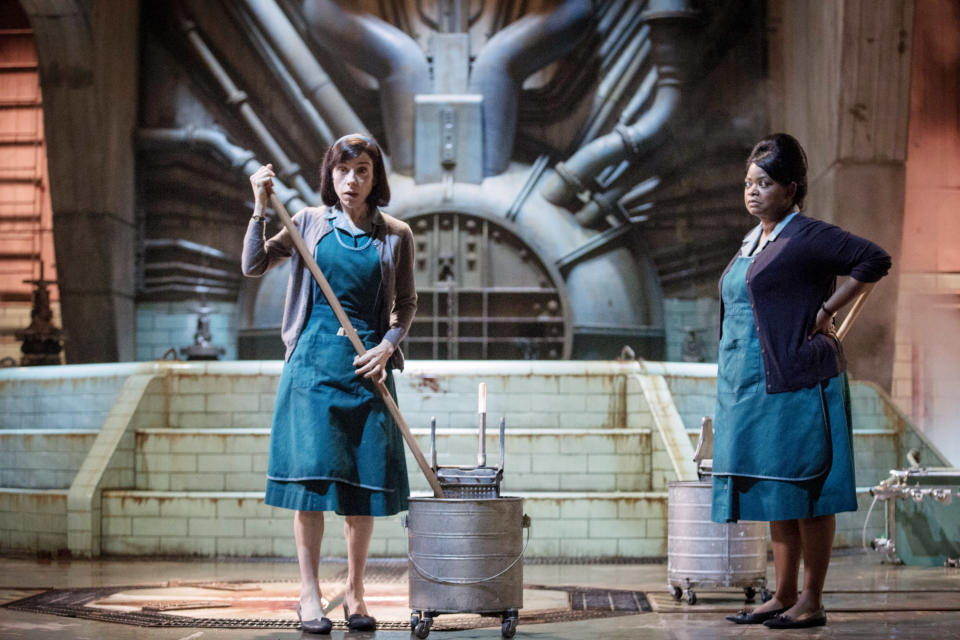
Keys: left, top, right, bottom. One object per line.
{"left": 1, "top": 552, "right": 959, "bottom": 639}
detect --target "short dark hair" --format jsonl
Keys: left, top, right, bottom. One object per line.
{"left": 746, "top": 133, "right": 808, "bottom": 208}
{"left": 319, "top": 134, "right": 390, "bottom": 208}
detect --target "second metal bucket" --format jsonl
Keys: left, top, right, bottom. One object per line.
{"left": 404, "top": 496, "right": 529, "bottom": 637}
{"left": 667, "top": 480, "right": 769, "bottom": 604}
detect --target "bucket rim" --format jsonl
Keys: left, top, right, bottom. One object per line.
{"left": 408, "top": 496, "right": 524, "bottom": 503}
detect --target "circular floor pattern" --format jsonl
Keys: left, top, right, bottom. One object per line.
{"left": 3, "top": 564, "right": 651, "bottom": 631}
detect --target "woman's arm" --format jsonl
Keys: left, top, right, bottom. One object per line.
{"left": 354, "top": 223, "right": 418, "bottom": 382}
{"left": 241, "top": 164, "right": 296, "bottom": 276}
{"left": 384, "top": 223, "right": 419, "bottom": 343}
{"left": 809, "top": 222, "right": 891, "bottom": 283}
{"left": 809, "top": 277, "right": 872, "bottom": 339}
{"left": 805, "top": 221, "right": 891, "bottom": 339}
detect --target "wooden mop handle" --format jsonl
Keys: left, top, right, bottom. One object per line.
{"left": 836, "top": 282, "right": 876, "bottom": 343}
{"left": 268, "top": 193, "right": 445, "bottom": 498}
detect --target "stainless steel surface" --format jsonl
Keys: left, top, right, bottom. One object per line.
{"left": 869, "top": 466, "right": 960, "bottom": 565}
{"left": 477, "top": 405, "right": 486, "bottom": 468}
{"left": 435, "top": 466, "right": 501, "bottom": 499}
{"left": 667, "top": 481, "right": 767, "bottom": 598}
{"left": 498, "top": 417, "right": 505, "bottom": 470}
{"left": 432, "top": 406, "right": 503, "bottom": 499}
{"left": 692, "top": 416, "right": 713, "bottom": 478}
{"left": 407, "top": 497, "right": 525, "bottom": 613}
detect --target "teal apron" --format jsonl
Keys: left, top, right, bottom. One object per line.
{"left": 265, "top": 227, "right": 409, "bottom": 516}
{"left": 711, "top": 255, "right": 857, "bottom": 523}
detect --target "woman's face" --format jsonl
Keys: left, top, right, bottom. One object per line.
{"left": 332, "top": 152, "right": 375, "bottom": 212}
{"left": 744, "top": 163, "right": 796, "bottom": 220}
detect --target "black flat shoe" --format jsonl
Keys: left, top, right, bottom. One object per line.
{"left": 763, "top": 608, "right": 827, "bottom": 629}
{"left": 725, "top": 607, "right": 787, "bottom": 624}
{"left": 297, "top": 603, "right": 332, "bottom": 634}
{"left": 343, "top": 603, "right": 377, "bottom": 631}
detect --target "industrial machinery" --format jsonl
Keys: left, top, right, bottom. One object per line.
{"left": 129, "top": 0, "right": 766, "bottom": 363}
{"left": 866, "top": 451, "right": 960, "bottom": 567}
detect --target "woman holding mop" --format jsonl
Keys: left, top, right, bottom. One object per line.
{"left": 242, "top": 134, "right": 417, "bottom": 634}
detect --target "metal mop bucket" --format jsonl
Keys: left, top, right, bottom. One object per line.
{"left": 666, "top": 417, "right": 770, "bottom": 605}
{"left": 667, "top": 480, "right": 769, "bottom": 604}
{"left": 405, "top": 497, "right": 530, "bottom": 637}
{"left": 403, "top": 398, "right": 530, "bottom": 638}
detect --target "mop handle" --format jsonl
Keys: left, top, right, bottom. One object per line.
{"left": 836, "top": 282, "right": 876, "bottom": 343}
{"left": 267, "top": 193, "right": 445, "bottom": 498}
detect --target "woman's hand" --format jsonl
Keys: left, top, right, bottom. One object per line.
{"left": 249, "top": 164, "right": 275, "bottom": 209}
{"left": 354, "top": 339, "right": 396, "bottom": 384}
{"left": 807, "top": 278, "right": 872, "bottom": 341}
{"left": 809, "top": 308, "right": 837, "bottom": 340}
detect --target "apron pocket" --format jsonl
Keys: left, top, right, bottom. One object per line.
{"left": 717, "top": 337, "right": 764, "bottom": 394}
{"left": 291, "top": 332, "right": 367, "bottom": 396}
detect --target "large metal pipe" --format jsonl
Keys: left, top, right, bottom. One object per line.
{"left": 541, "top": 0, "right": 699, "bottom": 208}
{"left": 137, "top": 127, "right": 309, "bottom": 214}
{"left": 239, "top": 0, "right": 365, "bottom": 140}
{"left": 178, "top": 13, "right": 318, "bottom": 204}
{"left": 302, "top": 0, "right": 430, "bottom": 175}
{"left": 469, "top": 0, "right": 594, "bottom": 176}
{"left": 225, "top": 0, "right": 334, "bottom": 146}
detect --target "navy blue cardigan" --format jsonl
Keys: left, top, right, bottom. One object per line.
{"left": 718, "top": 213, "right": 891, "bottom": 393}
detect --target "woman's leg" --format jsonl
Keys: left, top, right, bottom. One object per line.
{"left": 755, "top": 519, "right": 801, "bottom": 612}
{"left": 294, "top": 510, "right": 325, "bottom": 619}
{"left": 783, "top": 514, "right": 835, "bottom": 616}
{"left": 344, "top": 515, "right": 374, "bottom": 616}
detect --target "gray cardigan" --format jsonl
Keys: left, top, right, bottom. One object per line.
{"left": 241, "top": 206, "right": 417, "bottom": 370}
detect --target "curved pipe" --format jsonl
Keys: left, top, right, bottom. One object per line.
{"left": 240, "top": 0, "right": 364, "bottom": 141}
{"left": 544, "top": 87, "right": 680, "bottom": 207}
{"left": 541, "top": 0, "right": 699, "bottom": 208}
{"left": 303, "top": 0, "right": 430, "bottom": 175}
{"left": 574, "top": 185, "right": 630, "bottom": 228}
{"left": 137, "top": 127, "right": 309, "bottom": 214}
{"left": 469, "top": 0, "right": 594, "bottom": 176}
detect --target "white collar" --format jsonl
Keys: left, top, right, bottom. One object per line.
{"left": 740, "top": 210, "right": 799, "bottom": 256}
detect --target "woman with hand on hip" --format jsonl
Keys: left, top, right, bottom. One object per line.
{"left": 242, "top": 134, "right": 416, "bottom": 634}
{"left": 713, "top": 134, "right": 890, "bottom": 629}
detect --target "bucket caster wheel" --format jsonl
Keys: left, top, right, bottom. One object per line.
{"left": 413, "top": 614, "right": 433, "bottom": 639}
{"left": 744, "top": 586, "right": 757, "bottom": 602}
{"left": 501, "top": 609, "right": 518, "bottom": 638}
{"left": 410, "top": 612, "right": 420, "bottom": 631}
{"left": 760, "top": 587, "right": 772, "bottom": 603}
{"left": 685, "top": 588, "right": 697, "bottom": 605}
{"left": 671, "top": 586, "right": 683, "bottom": 601}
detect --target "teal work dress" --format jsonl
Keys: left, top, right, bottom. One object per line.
{"left": 265, "top": 221, "right": 409, "bottom": 516}
{"left": 711, "top": 235, "right": 857, "bottom": 523}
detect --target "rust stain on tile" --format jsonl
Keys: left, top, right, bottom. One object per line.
{"left": 418, "top": 377, "right": 440, "bottom": 392}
